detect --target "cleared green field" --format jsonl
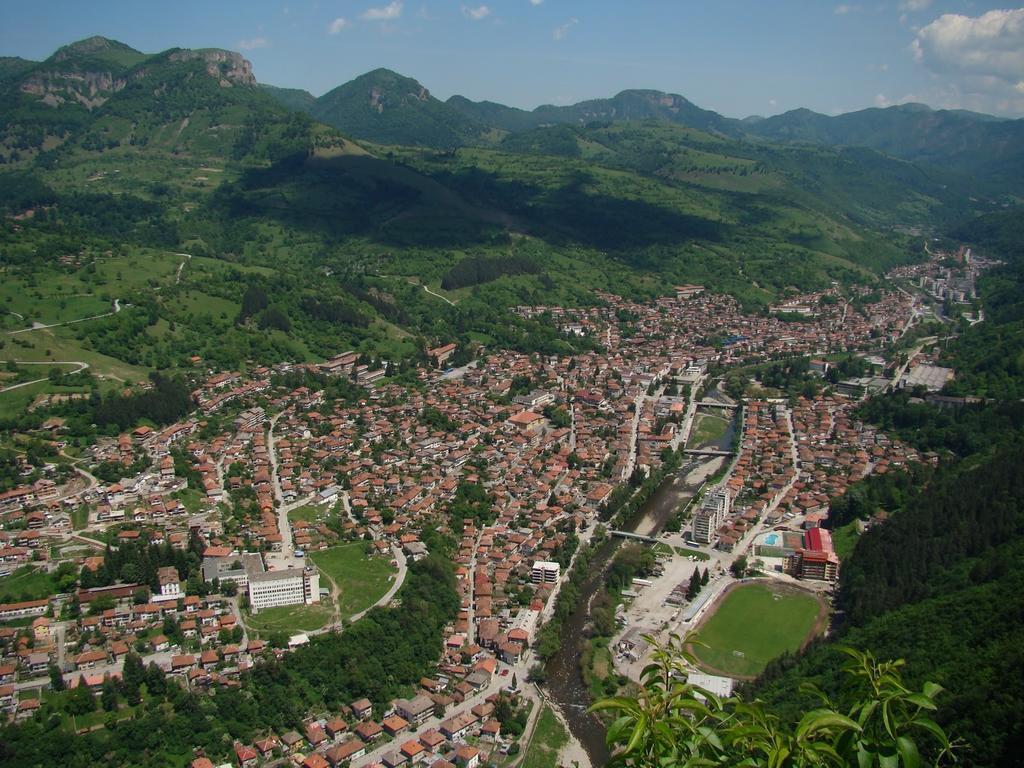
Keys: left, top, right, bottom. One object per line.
{"left": 691, "top": 581, "right": 823, "bottom": 678}
{"left": 287, "top": 505, "right": 321, "bottom": 523}
{"left": 0, "top": 565, "right": 57, "bottom": 604}
{"left": 310, "top": 544, "right": 397, "bottom": 619}
{"left": 246, "top": 600, "right": 335, "bottom": 636}
{"left": 522, "top": 705, "right": 569, "bottom": 768}
{"left": 686, "top": 412, "right": 729, "bottom": 449}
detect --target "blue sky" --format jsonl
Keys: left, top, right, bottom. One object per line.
{"left": 3, "top": 1, "right": 1023, "bottom": 116}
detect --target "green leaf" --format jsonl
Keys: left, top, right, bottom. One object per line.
{"left": 921, "top": 681, "right": 944, "bottom": 700}
{"left": 896, "top": 736, "right": 920, "bottom": 768}
{"left": 626, "top": 714, "right": 648, "bottom": 754}
{"left": 796, "top": 708, "right": 862, "bottom": 740}
{"left": 589, "top": 696, "right": 639, "bottom": 715}
{"left": 904, "top": 693, "right": 937, "bottom": 711}
{"left": 910, "top": 717, "right": 950, "bottom": 749}
{"left": 607, "top": 715, "right": 632, "bottom": 745}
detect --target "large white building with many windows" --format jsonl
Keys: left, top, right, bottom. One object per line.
{"left": 247, "top": 564, "right": 320, "bottom": 613}
{"left": 531, "top": 560, "right": 560, "bottom": 584}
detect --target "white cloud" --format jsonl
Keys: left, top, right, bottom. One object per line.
{"left": 900, "top": 0, "right": 931, "bottom": 11}
{"left": 236, "top": 37, "right": 269, "bottom": 50}
{"left": 834, "top": 5, "right": 861, "bottom": 15}
{"left": 874, "top": 93, "right": 891, "bottom": 107}
{"left": 907, "top": 11, "right": 1024, "bottom": 115}
{"left": 768, "top": 98, "right": 777, "bottom": 107}
{"left": 328, "top": 17, "right": 348, "bottom": 34}
{"left": 529, "top": 0, "right": 543, "bottom": 5}
{"left": 462, "top": 5, "right": 491, "bottom": 20}
{"left": 912, "top": 9, "right": 1024, "bottom": 83}
{"left": 553, "top": 18, "right": 578, "bottom": 41}
{"left": 360, "top": 1, "right": 403, "bottom": 21}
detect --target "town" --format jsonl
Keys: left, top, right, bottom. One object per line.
{"left": 0, "top": 247, "right": 975, "bottom": 768}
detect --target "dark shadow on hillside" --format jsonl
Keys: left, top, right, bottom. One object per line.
{"left": 420, "top": 166, "right": 728, "bottom": 255}
{"left": 212, "top": 153, "right": 727, "bottom": 254}
{"left": 212, "top": 152, "right": 511, "bottom": 248}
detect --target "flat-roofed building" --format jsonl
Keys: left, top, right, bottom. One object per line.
{"left": 247, "top": 559, "right": 320, "bottom": 613}
{"left": 531, "top": 560, "right": 560, "bottom": 584}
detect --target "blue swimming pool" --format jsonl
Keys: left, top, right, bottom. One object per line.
{"left": 762, "top": 532, "right": 782, "bottom": 547}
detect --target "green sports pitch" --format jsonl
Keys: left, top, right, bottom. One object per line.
{"left": 690, "top": 581, "right": 824, "bottom": 679}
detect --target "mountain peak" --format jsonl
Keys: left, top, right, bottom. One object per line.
{"left": 50, "top": 36, "right": 144, "bottom": 67}
{"left": 310, "top": 68, "right": 480, "bottom": 148}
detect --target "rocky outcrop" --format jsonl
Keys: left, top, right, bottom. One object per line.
{"left": 20, "top": 70, "right": 126, "bottom": 110}
{"left": 168, "top": 49, "right": 256, "bottom": 87}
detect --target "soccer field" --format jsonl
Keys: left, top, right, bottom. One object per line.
{"left": 690, "top": 581, "right": 824, "bottom": 678}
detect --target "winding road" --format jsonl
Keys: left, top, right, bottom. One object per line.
{"left": 5, "top": 299, "right": 122, "bottom": 335}
{"left": 0, "top": 360, "right": 90, "bottom": 394}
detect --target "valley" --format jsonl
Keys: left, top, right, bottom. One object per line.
{"left": 0, "top": 28, "right": 1023, "bottom": 768}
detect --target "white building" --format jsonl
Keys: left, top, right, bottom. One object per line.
{"left": 693, "top": 489, "right": 731, "bottom": 545}
{"left": 157, "top": 566, "right": 181, "bottom": 598}
{"left": 248, "top": 565, "right": 320, "bottom": 613}
{"left": 531, "top": 560, "right": 560, "bottom": 584}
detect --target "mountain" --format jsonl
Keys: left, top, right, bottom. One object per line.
{"left": 448, "top": 88, "right": 742, "bottom": 136}
{"left": 0, "top": 36, "right": 310, "bottom": 167}
{"left": 446, "top": 94, "right": 539, "bottom": 133}
{"left": 0, "top": 56, "right": 37, "bottom": 87}
{"left": 259, "top": 83, "right": 315, "bottom": 112}
{"left": 307, "top": 68, "right": 487, "bottom": 148}
{"left": 746, "top": 103, "right": 1024, "bottom": 187}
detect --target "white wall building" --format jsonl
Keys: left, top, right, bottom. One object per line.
{"left": 531, "top": 560, "right": 560, "bottom": 584}
{"left": 247, "top": 565, "right": 320, "bottom": 613}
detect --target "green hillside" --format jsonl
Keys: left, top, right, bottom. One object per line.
{"left": 308, "top": 68, "right": 487, "bottom": 149}
{"left": 0, "top": 35, "right": 1015, "bottom": 385}
{"left": 746, "top": 103, "right": 1024, "bottom": 190}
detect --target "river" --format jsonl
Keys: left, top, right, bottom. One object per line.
{"left": 543, "top": 409, "right": 735, "bottom": 765}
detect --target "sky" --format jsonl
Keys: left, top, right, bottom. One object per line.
{"left": 2, "top": 1, "right": 1024, "bottom": 117}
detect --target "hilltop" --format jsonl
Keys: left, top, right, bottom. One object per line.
{"left": 0, "top": 35, "right": 1016, "bottom": 386}
{"left": 308, "top": 68, "right": 488, "bottom": 149}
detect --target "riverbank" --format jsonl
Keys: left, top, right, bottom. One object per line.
{"left": 540, "top": 450, "right": 725, "bottom": 766}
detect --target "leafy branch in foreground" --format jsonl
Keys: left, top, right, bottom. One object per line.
{"left": 591, "top": 634, "right": 957, "bottom": 767}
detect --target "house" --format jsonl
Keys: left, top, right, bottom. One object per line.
{"left": 455, "top": 745, "right": 481, "bottom": 768}
{"left": 395, "top": 694, "right": 435, "bottom": 726}
{"left": 303, "top": 754, "right": 330, "bottom": 768}
{"left": 382, "top": 714, "right": 410, "bottom": 736}
{"left": 351, "top": 697, "right": 373, "bottom": 720}
{"left": 326, "top": 739, "right": 366, "bottom": 766}
{"left": 354, "top": 720, "right": 384, "bottom": 742}
{"left": 325, "top": 717, "right": 348, "bottom": 739}
{"left": 400, "top": 739, "right": 427, "bottom": 764}
{"left": 419, "top": 729, "right": 447, "bottom": 752}
{"left": 233, "top": 742, "right": 258, "bottom": 768}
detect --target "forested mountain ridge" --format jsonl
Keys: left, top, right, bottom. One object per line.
{"left": 0, "top": 34, "right": 1017, "bottom": 382}
{"left": 308, "top": 68, "right": 489, "bottom": 149}
{"left": 262, "top": 66, "right": 1024, "bottom": 196}
{"left": 745, "top": 102, "right": 1024, "bottom": 188}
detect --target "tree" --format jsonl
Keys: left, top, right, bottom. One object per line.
{"left": 700, "top": 567, "right": 710, "bottom": 586}
{"left": 730, "top": 555, "right": 748, "bottom": 579}
{"left": 100, "top": 678, "right": 119, "bottom": 711}
{"left": 685, "top": 569, "right": 702, "bottom": 601}
{"left": 122, "top": 652, "right": 145, "bottom": 690}
{"left": 67, "top": 677, "right": 96, "bottom": 716}
{"left": 592, "top": 635, "right": 954, "bottom": 767}
{"left": 527, "top": 664, "right": 548, "bottom": 684}
{"left": 48, "top": 663, "right": 65, "bottom": 691}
